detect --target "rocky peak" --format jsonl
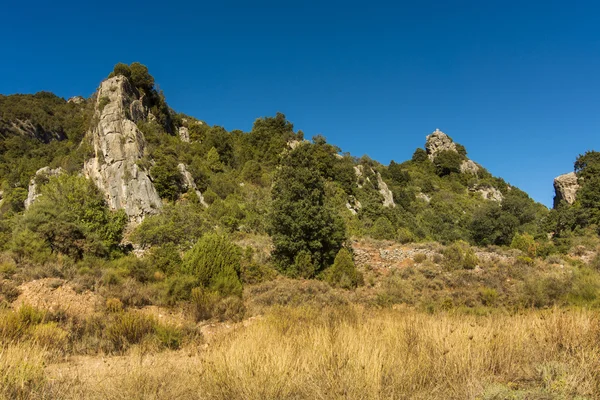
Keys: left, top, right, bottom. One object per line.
{"left": 553, "top": 172, "right": 579, "bottom": 208}
{"left": 425, "top": 129, "right": 457, "bottom": 161}
{"left": 83, "top": 75, "right": 162, "bottom": 223}
{"left": 425, "top": 129, "right": 480, "bottom": 175}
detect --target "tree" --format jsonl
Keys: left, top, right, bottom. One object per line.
{"left": 150, "top": 155, "right": 184, "bottom": 201}
{"left": 18, "top": 174, "right": 127, "bottom": 259}
{"left": 269, "top": 144, "right": 346, "bottom": 277}
{"left": 411, "top": 148, "right": 428, "bottom": 163}
{"left": 433, "top": 150, "right": 462, "bottom": 176}
{"left": 129, "top": 62, "right": 155, "bottom": 92}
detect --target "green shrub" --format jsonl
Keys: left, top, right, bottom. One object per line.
{"left": 161, "top": 275, "right": 199, "bottom": 305}
{"left": 148, "top": 243, "right": 182, "bottom": 275}
{"left": 154, "top": 323, "right": 183, "bottom": 349}
{"left": 397, "top": 227, "right": 416, "bottom": 244}
{"left": 31, "top": 322, "right": 68, "bottom": 351}
{"left": 189, "top": 287, "right": 220, "bottom": 321}
{"left": 370, "top": 217, "right": 395, "bottom": 240}
{"left": 0, "top": 280, "right": 20, "bottom": 303}
{"left": 413, "top": 253, "right": 427, "bottom": 264}
{"left": 324, "top": 248, "right": 360, "bottom": 289}
{"left": 105, "top": 311, "right": 156, "bottom": 351}
{"left": 98, "top": 96, "right": 110, "bottom": 112}
{"left": 479, "top": 287, "right": 499, "bottom": 306}
{"left": 510, "top": 232, "right": 538, "bottom": 257}
{"left": 442, "top": 241, "right": 479, "bottom": 270}
{"left": 182, "top": 234, "right": 242, "bottom": 296}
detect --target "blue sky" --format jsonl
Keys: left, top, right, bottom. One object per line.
{"left": 1, "top": 0, "right": 599, "bottom": 207}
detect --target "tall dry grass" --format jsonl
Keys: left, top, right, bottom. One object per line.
{"left": 4, "top": 306, "right": 600, "bottom": 399}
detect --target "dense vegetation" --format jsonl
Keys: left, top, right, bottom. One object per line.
{"left": 0, "top": 62, "right": 599, "bottom": 318}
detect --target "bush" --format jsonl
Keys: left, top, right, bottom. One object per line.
{"left": 510, "top": 232, "right": 538, "bottom": 257}
{"left": 31, "top": 322, "right": 68, "bottom": 351}
{"left": 370, "top": 217, "right": 395, "bottom": 240}
{"left": 479, "top": 287, "right": 498, "bottom": 306}
{"left": 182, "top": 234, "right": 242, "bottom": 296}
{"left": 397, "top": 227, "right": 416, "bottom": 244}
{"left": 105, "top": 311, "right": 156, "bottom": 351}
{"left": 324, "top": 248, "right": 360, "bottom": 289}
{"left": 443, "top": 241, "right": 479, "bottom": 270}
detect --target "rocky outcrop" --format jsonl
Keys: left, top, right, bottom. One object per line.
{"left": 353, "top": 165, "right": 395, "bottom": 208}
{"left": 83, "top": 75, "right": 162, "bottom": 223}
{"left": 24, "top": 166, "right": 64, "bottom": 209}
{"left": 553, "top": 172, "right": 579, "bottom": 208}
{"left": 425, "top": 129, "right": 457, "bottom": 161}
{"left": 376, "top": 172, "right": 395, "bottom": 208}
{"left": 178, "top": 163, "right": 207, "bottom": 206}
{"left": 67, "top": 96, "right": 85, "bottom": 104}
{"left": 460, "top": 159, "right": 480, "bottom": 174}
{"left": 346, "top": 196, "right": 362, "bottom": 215}
{"left": 416, "top": 193, "right": 431, "bottom": 203}
{"left": 473, "top": 186, "right": 503, "bottom": 202}
{"left": 178, "top": 126, "right": 190, "bottom": 143}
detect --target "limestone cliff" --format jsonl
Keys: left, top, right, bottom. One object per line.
{"left": 553, "top": 172, "right": 579, "bottom": 208}
{"left": 83, "top": 76, "right": 162, "bottom": 222}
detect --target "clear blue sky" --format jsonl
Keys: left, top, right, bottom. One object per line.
{"left": 2, "top": 0, "right": 599, "bottom": 207}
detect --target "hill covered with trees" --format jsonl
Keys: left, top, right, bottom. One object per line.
{"left": 0, "top": 62, "right": 598, "bottom": 312}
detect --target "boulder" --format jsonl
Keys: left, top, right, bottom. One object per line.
{"left": 83, "top": 75, "right": 162, "bottom": 223}
{"left": 553, "top": 172, "right": 579, "bottom": 208}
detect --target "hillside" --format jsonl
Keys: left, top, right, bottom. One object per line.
{"left": 1, "top": 63, "right": 600, "bottom": 399}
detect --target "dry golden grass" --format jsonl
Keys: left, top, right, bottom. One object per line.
{"left": 3, "top": 305, "right": 594, "bottom": 399}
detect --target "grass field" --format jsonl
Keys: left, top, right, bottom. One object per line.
{"left": 2, "top": 305, "right": 599, "bottom": 399}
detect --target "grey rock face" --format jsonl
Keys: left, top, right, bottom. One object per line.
{"left": 83, "top": 75, "right": 162, "bottom": 223}
{"left": 345, "top": 195, "right": 362, "bottom": 215}
{"left": 553, "top": 172, "right": 579, "bottom": 208}
{"left": 67, "top": 96, "right": 85, "bottom": 104}
{"left": 376, "top": 172, "right": 395, "bottom": 208}
{"left": 24, "top": 166, "right": 64, "bottom": 209}
{"left": 177, "top": 163, "right": 207, "bottom": 206}
{"left": 460, "top": 159, "right": 480, "bottom": 174}
{"left": 425, "top": 129, "right": 457, "bottom": 161}
{"left": 474, "top": 186, "right": 503, "bottom": 202}
{"left": 353, "top": 165, "right": 395, "bottom": 208}
{"left": 178, "top": 126, "right": 190, "bottom": 143}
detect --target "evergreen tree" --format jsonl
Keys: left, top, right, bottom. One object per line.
{"left": 269, "top": 144, "right": 346, "bottom": 277}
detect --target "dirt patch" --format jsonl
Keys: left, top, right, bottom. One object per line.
{"left": 13, "top": 278, "right": 102, "bottom": 316}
